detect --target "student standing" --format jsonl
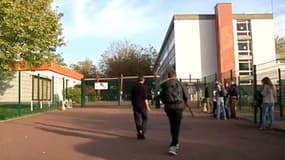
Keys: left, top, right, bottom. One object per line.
{"left": 131, "top": 75, "right": 151, "bottom": 139}
{"left": 260, "top": 77, "right": 275, "bottom": 130}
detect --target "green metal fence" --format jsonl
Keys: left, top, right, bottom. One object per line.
{"left": 81, "top": 75, "right": 160, "bottom": 107}
{"left": 197, "top": 63, "right": 285, "bottom": 125}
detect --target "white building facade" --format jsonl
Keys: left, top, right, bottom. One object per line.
{"left": 154, "top": 3, "right": 276, "bottom": 82}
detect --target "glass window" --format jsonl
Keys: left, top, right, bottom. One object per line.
{"left": 238, "top": 40, "right": 252, "bottom": 56}
{"left": 237, "top": 23, "right": 247, "bottom": 31}
{"left": 238, "top": 43, "right": 248, "bottom": 50}
{"left": 237, "top": 20, "right": 251, "bottom": 36}
{"left": 32, "top": 76, "right": 51, "bottom": 101}
{"left": 239, "top": 63, "right": 249, "bottom": 70}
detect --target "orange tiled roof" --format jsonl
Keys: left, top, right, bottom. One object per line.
{"left": 18, "top": 62, "right": 84, "bottom": 80}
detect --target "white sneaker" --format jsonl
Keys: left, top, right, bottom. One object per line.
{"left": 176, "top": 144, "right": 180, "bottom": 150}
{"left": 168, "top": 146, "right": 177, "bottom": 156}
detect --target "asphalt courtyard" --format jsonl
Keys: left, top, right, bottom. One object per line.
{"left": 1, "top": 105, "right": 285, "bottom": 160}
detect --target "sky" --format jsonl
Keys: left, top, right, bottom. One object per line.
{"left": 52, "top": 0, "right": 285, "bottom": 66}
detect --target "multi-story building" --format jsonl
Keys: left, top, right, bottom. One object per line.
{"left": 154, "top": 3, "right": 276, "bottom": 83}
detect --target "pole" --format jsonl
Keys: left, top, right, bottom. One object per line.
{"left": 81, "top": 79, "right": 86, "bottom": 107}
{"left": 37, "top": 73, "right": 40, "bottom": 108}
{"left": 253, "top": 65, "right": 257, "bottom": 123}
{"left": 119, "top": 74, "right": 124, "bottom": 106}
{"left": 18, "top": 70, "right": 21, "bottom": 116}
{"left": 96, "top": 74, "right": 101, "bottom": 101}
{"left": 155, "top": 75, "right": 160, "bottom": 108}
{"left": 278, "top": 68, "right": 283, "bottom": 117}
{"left": 52, "top": 76, "right": 55, "bottom": 104}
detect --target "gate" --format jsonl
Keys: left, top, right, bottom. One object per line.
{"left": 80, "top": 75, "right": 160, "bottom": 107}
{"left": 180, "top": 78, "right": 202, "bottom": 108}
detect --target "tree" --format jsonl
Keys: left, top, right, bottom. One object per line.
{"left": 0, "top": 0, "right": 64, "bottom": 71}
{"left": 275, "top": 35, "right": 285, "bottom": 59}
{"left": 70, "top": 58, "right": 98, "bottom": 78}
{"left": 99, "top": 40, "right": 157, "bottom": 77}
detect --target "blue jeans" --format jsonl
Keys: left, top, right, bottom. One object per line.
{"left": 224, "top": 96, "right": 231, "bottom": 118}
{"left": 261, "top": 103, "right": 274, "bottom": 129}
{"left": 216, "top": 97, "right": 227, "bottom": 120}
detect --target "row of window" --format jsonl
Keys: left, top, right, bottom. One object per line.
{"left": 237, "top": 20, "right": 253, "bottom": 77}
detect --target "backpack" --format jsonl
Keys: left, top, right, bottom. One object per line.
{"left": 160, "top": 79, "right": 183, "bottom": 104}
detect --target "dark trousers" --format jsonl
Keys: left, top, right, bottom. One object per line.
{"left": 230, "top": 97, "right": 237, "bottom": 118}
{"left": 213, "top": 101, "right": 217, "bottom": 118}
{"left": 133, "top": 111, "right": 148, "bottom": 134}
{"left": 165, "top": 109, "right": 183, "bottom": 147}
{"left": 259, "top": 106, "right": 262, "bottom": 126}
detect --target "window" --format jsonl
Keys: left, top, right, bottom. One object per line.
{"left": 239, "top": 60, "right": 252, "bottom": 70}
{"left": 32, "top": 76, "right": 51, "bottom": 101}
{"left": 238, "top": 40, "right": 252, "bottom": 56}
{"left": 239, "top": 63, "right": 249, "bottom": 70}
{"left": 237, "top": 20, "right": 251, "bottom": 36}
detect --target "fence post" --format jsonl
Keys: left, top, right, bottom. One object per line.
{"left": 196, "top": 79, "right": 200, "bottom": 108}
{"left": 253, "top": 65, "right": 257, "bottom": 123}
{"left": 37, "top": 73, "right": 40, "bottom": 108}
{"left": 238, "top": 76, "right": 241, "bottom": 111}
{"left": 215, "top": 72, "right": 218, "bottom": 81}
{"left": 81, "top": 79, "right": 86, "bottom": 107}
{"left": 18, "top": 70, "right": 21, "bottom": 116}
{"left": 154, "top": 76, "right": 160, "bottom": 109}
{"left": 230, "top": 69, "right": 233, "bottom": 81}
{"left": 52, "top": 76, "right": 55, "bottom": 104}
{"left": 278, "top": 68, "right": 283, "bottom": 117}
{"left": 66, "top": 79, "right": 68, "bottom": 99}
{"left": 117, "top": 77, "right": 121, "bottom": 106}
{"left": 62, "top": 77, "right": 65, "bottom": 100}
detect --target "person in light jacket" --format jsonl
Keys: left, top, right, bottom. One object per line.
{"left": 259, "top": 77, "right": 275, "bottom": 130}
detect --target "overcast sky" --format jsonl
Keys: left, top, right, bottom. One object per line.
{"left": 52, "top": 0, "right": 285, "bottom": 66}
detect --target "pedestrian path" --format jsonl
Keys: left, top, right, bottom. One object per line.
{"left": 0, "top": 107, "right": 284, "bottom": 160}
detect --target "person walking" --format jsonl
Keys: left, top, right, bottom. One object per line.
{"left": 160, "top": 69, "right": 189, "bottom": 156}
{"left": 131, "top": 75, "right": 151, "bottom": 140}
{"left": 259, "top": 77, "right": 275, "bottom": 130}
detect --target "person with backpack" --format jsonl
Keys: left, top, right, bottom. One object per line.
{"left": 131, "top": 75, "right": 151, "bottom": 140}
{"left": 160, "top": 69, "right": 189, "bottom": 156}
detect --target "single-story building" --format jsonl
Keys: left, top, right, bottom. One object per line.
{"left": 0, "top": 62, "right": 84, "bottom": 105}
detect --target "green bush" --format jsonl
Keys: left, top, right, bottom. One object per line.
{"left": 67, "top": 87, "right": 81, "bottom": 103}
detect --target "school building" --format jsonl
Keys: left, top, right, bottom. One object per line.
{"left": 154, "top": 3, "right": 276, "bottom": 83}
{"left": 0, "top": 62, "right": 84, "bottom": 104}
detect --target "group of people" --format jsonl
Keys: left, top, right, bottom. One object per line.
{"left": 130, "top": 68, "right": 276, "bottom": 156}
{"left": 203, "top": 80, "right": 239, "bottom": 120}
{"left": 130, "top": 69, "right": 189, "bottom": 156}
{"left": 203, "top": 77, "right": 276, "bottom": 130}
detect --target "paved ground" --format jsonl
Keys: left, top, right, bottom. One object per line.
{"left": 1, "top": 105, "right": 285, "bottom": 160}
